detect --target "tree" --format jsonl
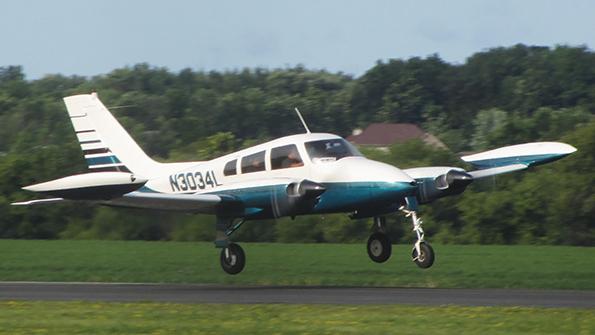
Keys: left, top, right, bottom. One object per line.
{"left": 1, "top": 45, "right": 594, "bottom": 245}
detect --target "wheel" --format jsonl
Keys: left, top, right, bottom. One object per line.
{"left": 220, "top": 243, "right": 246, "bottom": 275}
{"left": 367, "top": 232, "right": 392, "bottom": 263}
{"left": 412, "top": 242, "right": 434, "bottom": 269}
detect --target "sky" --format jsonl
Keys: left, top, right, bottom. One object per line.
{"left": 2, "top": 0, "right": 595, "bottom": 79}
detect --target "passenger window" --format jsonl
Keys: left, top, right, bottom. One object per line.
{"left": 271, "top": 144, "right": 304, "bottom": 170}
{"left": 224, "top": 159, "right": 237, "bottom": 176}
{"left": 241, "top": 151, "right": 266, "bottom": 173}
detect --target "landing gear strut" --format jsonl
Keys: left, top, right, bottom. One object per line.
{"left": 367, "top": 216, "right": 392, "bottom": 263}
{"left": 400, "top": 197, "right": 435, "bottom": 269}
{"left": 215, "top": 217, "right": 247, "bottom": 275}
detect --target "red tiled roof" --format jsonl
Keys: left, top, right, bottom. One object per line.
{"left": 347, "top": 123, "right": 427, "bottom": 146}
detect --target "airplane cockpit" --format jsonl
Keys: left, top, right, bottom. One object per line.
{"left": 305, "top": 138, "right": 363, "bottom": 162}
{"left": 221, "top": 136, "right": 364, "bottom": 178}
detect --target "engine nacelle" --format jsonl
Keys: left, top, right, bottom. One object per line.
{"left": 271, "top": 179, "right": 326, "bottom": 217}
{"left": 415, "top": 169, "right": 473, "bottom": 204}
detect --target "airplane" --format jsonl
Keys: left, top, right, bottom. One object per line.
{"left": 12, "top": 93, "right": 577, "bottom": 274}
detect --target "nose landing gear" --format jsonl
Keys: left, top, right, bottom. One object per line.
{"left": 400, "top": 197, "right": 435, "bottom": 269}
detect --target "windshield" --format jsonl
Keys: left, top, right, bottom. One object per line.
{"left": 305, "top": 139, "right": 362, "bottom": 161}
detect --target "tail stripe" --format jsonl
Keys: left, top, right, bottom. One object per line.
{"left": 80, "top": 139, "right": 101, "bottom": 145}
{"left": 83, "top": 148, "right": 110, "bottom": 155}
{"left": 86, "top": 156, "right": 122, "bottom": 166}
{"left": 75, "top": 129, "right": 96, "bottom": 134}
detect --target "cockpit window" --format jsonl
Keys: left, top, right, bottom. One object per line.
{"left": 271, "top": 144, "right": 304, "bottom": 170}
{"left": 305, "top": 139, "right": 362, "bottom": 161}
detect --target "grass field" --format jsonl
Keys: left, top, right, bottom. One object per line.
{"left": 0, "top": 240, "right": 593, "bottom": 289}
{"left": 0, "top": 301, "right": 593, "bottom": 335}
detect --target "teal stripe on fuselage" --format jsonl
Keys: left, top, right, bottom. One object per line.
{"left": 135, "top": 181, "right": 417, "bottom": 218}
{"left": 212, "top": 181, "right": 417, "bottom": 217}
{"left": 468, "top": 153, "right": 568, "bottom": 169}
{"left": 313, "top": 181, "right": 416, "bottom": 213}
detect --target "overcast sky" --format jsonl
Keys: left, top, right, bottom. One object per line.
{"left": 2, "top": 0, "right": 594, "bottom": 79}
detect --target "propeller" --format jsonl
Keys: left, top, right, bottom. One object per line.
{"left": 287, "top": 179, "right": 326, "bottom": 198}
{"left": 416, "top": 169, "right": 474, "bottom": 204}
{"left": 434, "top": 169, "right": 473, "bottom": 191}
{"left": 271, "top": 179, "right": 326, "bottom": 218}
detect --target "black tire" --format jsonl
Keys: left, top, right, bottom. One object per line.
{"left": 220, "top": 243, "right": 246, "bottom": 275}
{"left": 412, "top": 242, "right": 434, "bottom": 269}
{"left": 367, "top": 232, "right": 392, "bottom": 263}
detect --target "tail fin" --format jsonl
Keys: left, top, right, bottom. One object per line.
{"left": 64, "top": 93, "right": 162, "bottom": 177}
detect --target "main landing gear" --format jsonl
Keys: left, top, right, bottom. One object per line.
{"left": 220, "top": 242, "right": 245, "bottom": 275}
{"left": 367, "top": 217, "right": 392, "bottom": 263}
{"left": 215, "top": 217, "right": 246, "bottom": 275}
{"left": 366, "top": 198, "right": 435, "bottom": 269}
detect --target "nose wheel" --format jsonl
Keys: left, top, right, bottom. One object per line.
{"left": 412, "top": 241, "right": 434, "bottom": 268}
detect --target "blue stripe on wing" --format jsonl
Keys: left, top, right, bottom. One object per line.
{"left": 466, "top": 153, "right": 569, "bottom": 169}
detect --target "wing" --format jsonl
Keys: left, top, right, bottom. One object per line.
{"left": 405, "top": 141, "right": 576, "bottom": 182}
{"left": 461, "top": 142, "right": 576, "bottom": 178}
{"left": 101, "top": 191, "right": 244, "bottom": 215}
{"left": 403, "top": 141, "right": 576, "bottom": 204}
{"left": 466, "top": 164, "right": 527, "bottom": 179}
{"left": 12, "top": 191, "right": 245, "bottom": 216}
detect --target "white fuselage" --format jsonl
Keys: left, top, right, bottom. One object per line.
{"left": 142, "top": 133, "right": 417, "bottom": 218}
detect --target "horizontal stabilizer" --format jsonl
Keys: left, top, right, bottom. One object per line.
{"left": 467, "top": 164, "right": 527, "bottom": 179}
{"left": 461, "top": 142, "right": 576, "bottom": 169}
{"left": 11, "top": 198, "right": 65, "bottom": 206}
{"left": 22, "top": 172, "right": 147, "bottom": 200}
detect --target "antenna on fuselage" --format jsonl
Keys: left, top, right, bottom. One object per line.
{"left": 294, "top": 107, "right": 311, "bottom": 134}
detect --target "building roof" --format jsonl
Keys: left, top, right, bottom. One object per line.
{"left": 347, "top": 123, "right": 421, "bottom": 145}
{"left": 347, "top": 123, "right": 447, "bottom": 149}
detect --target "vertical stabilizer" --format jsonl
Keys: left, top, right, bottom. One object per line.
{"left": 64, "top": 93, "right": 161, "bottom": 177}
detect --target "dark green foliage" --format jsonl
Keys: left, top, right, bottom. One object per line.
{"left": 0, "top": 44, "right": 594, "bottom": 245}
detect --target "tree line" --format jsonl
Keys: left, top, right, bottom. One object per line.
{"left": 0, "top": 44, "right": 593, "bottom": 245}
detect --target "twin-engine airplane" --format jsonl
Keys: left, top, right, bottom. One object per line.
{"left": 13, "top": 93, "right": 577, "bottom": 274}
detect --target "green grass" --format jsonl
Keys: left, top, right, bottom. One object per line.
{"left": 0, "top": 240, "right": 594, "bottom": 289}
{"left": 0, "top": 301, "right": 593, "bottom": 335}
